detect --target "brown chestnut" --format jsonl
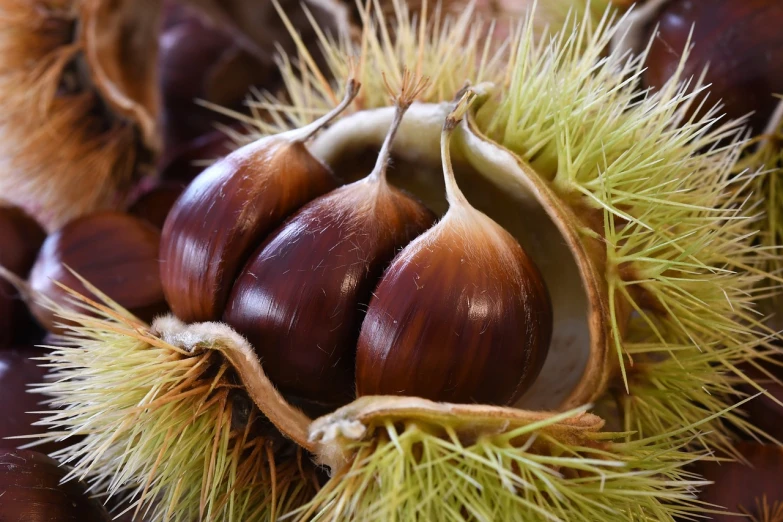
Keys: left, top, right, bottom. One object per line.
{"left": 0, "top": 346, "right": 66, "bottom": 454}
{"left": 0, "top": 207, "right": 46, "bottom": 345}
{"left": 737, "top": 355, "right": 783, "bottom": 442}
{"left": 29, "top": 212, "right": 166, "bottom": 332}
{"left": 0, "top": 448, "right": 110, "bottom": 521}
{"left": 355, "top": 106, "right": 552, "bottom": 405}
{"left": 158, "top": 125, "right": 243, "bottom": 184}
{"left": 159, "top": 14, "right": 272, "bottom": 150}
{"left": 643, "top": 0, "right": 783, "bottom": 134}
{"left": 224, "top": 79, "right": 435, "bottom": 404}
{"left": 128, "top": 182, "right": 185, "bottom": 230}
{"left": 160, "top": 80, "right": 359, "bottom": 323}
{"left": 690, "top": 442, "right": 783, "bottom": 521}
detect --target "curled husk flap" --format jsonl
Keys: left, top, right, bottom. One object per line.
{"left": 0, "top": 0, "right": 161, "bottom": 230}
{"left": 301, "top": 396, "right": 714, "bottom": 521}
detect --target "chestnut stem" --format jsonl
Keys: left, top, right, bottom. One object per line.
{"left": 365, "top": 100, "right": 410, "bottom": 184}
{"left": 440, "top": 93, "right": 477, "bottom": 209}
{"left": 288, "top": 79, "right": 361, "bottom": 143}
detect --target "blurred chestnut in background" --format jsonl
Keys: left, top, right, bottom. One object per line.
{"left": 158, "top": 124, "right": 244, "bottom": 184}
{"left": 643, "top": 0, "right": 783, "bottom": 134}
{"left": 737, "top": 355, "right": 783, "bottom": 442}
{"left": 129, "top": 182, "right": 185, "bottom": 230}
{"left": 691, "top": 442, "right": 783, "bottom": 521}
{"left": 0, "top": 346, "right": 65, "bottom": 454}
{"left": 0, "top": 449, "right": 109, "bottom": 521}
{"left": 0, "top": 207, "right": 46, "bottom": 345}
{"left": 159, "top": 7, "right": 273, "bottom": 151}
{"left": 29, "top": 212, "right": 167, "bottom": 333}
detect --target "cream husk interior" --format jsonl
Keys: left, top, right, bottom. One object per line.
{"left": 311, "top": 93, "right": 610, "bottom": 411}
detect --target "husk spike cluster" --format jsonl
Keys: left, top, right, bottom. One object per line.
{"left": 297, "top": 396, "right": 729, "bottom": 522}
{"left": 30, "top": 288, "right": 317, "bottom": 522}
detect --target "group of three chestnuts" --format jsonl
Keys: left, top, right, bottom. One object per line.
{"left": 160, "top": 74, "right": 553, "bottom": 408}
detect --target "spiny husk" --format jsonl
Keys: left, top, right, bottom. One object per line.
{"left": 29, "top": 286, "right": 720, "bottom": 522}
{"left": 296, "top": 397, "right": 720, "bottom": 522}
{"left": 0, "top": 0, "right": 159, "bottom": 231}
{"left": 263, "top": 0, "right": 781, "bottom": 455}
{"left": 30, "top": 288, "right": 317, "bottom": 522}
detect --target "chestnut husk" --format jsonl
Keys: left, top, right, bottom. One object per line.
{"left": 19, "top": 2, "right": 783, "bottom": 521}
{"left": 0, "top": 0, "right": 162, "bottom": 231}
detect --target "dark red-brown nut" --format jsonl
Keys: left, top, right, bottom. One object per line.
{"left": 643, "top": 0, "right": 783, "bottom": 134}
{"left": 159, "top": 13, "right": 272, "bottom": 150}
{"left": 0, "top": 207, "right": 46, "bottom": 345}
{"left": 356, "top": 110, "right": 552, "bottom": 405}
{"left": 691, "top": 442, "right": 783, "bottom": 521}
{"left": 160, "top": 80, "right": 359, "bottom": 323}
{"left": 129, "top": 182, "right": 185, "bottom": 230}
{"left": 737, "top": 355, "right": 783, "bottom": 441}
{"left": 0, "top": 449, "right": 110, "bottom": 521}
{"left": 0, "top": 346, "right": 66, "bottom": 454}
{"left": 158, "top": 125, "right": 243, "bottom": 184}
{"left": 29, "top": 212, "right": 166, "bottom": 333}
{"left": 224, "top": 86, "right": 435, "bottom": 404}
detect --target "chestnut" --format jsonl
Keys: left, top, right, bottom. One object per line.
{"left": 0, "top": 206, "right": 46, "bottom": 345}
{"left": 643, "top": 0, "right": 783, "bottom": 134}
{"left": 29, "top": 211, "right": 166, "bottom": 332}
{"left": 160, "top": 80, "right": 359, "bottom": 323}
{"left": 0, "top": 346, "right": 65, "bottom": 454}
{"left": 128, "top": 182, "right": 185, "bottom": 230}
{"left": 157, "top": 125, "right": 243, "bottom": 184}
{"left": 0, "top": 448, "right": 109, "bottom": 521}
{"left": 737, "top": 355, "right": 783, "bottom": 442}
{"left": 224, "top": 76, "right": 435, "bottom": 404}
{"left": 159, "top": 14, "right": 271, "bottom": 150}
{"left": 355, "top": 103, "right": 553, "bottom": 405}
{"left": 690, "top": 442, "right": 783, "bottom": 521}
